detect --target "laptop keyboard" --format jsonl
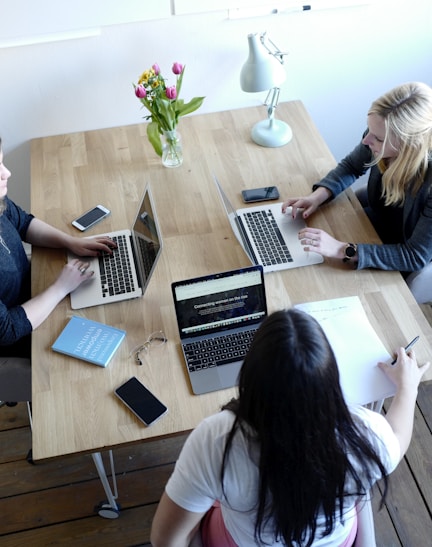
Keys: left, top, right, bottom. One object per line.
{"left": 99, "top": 234, "right": 136, "bottom": 297}
{"left": 243, "top": 210, "right": 293, "bottom": 266}
{"left": 184, "top": 329, "right": 258, "bottom": 372}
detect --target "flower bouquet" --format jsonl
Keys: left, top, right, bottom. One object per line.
{"left": 134, "top": 62, "right": 205, "bottom": 165}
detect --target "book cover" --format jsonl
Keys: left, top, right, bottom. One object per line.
{"left": 52, "top": 316, "right": 126, "bottom": 367}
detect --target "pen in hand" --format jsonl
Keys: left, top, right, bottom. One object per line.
{"left": 391, "top": 335, "right": 420, "bottom": 365}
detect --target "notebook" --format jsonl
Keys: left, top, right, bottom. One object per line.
{"left": 171, "top": 265, "right": 267, "bottom": 395}
{"left": 213, "top": 175, "right": 323, "bottom": 273}
{"left": 69, "top": 186, "right": 162, "bottom": 309}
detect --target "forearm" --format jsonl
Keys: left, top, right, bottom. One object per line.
{"left": 313, "top": 142, "right": 371, "bottom": 197}
{"left": 384, "top": 386, "right": 418, "bottom": 457}
{"left": 21, "top": 281, "right": 69, "bottom": 330}
{"left": 25, "top": 218, "right": 74, "bottom": 249}
{"left": 312, "top": 186, "right": 333, "bottom": 207}
{"left": 25, "top": 218, "right": 116, "bottom": 257}
{"left": 378, "top": 351, "right": 429, "bottom": 460}
{"left": 151, "top": 527, "right": 200, "bottom": 546}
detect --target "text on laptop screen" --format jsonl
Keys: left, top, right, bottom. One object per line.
{"left": 173, "top": 269, "right": 266, "bottom": 336}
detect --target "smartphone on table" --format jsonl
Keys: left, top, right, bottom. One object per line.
{"left": 71, "top": 205, "right": 111, "bottom": 231}
{"left": 241, "top": 186, "right": 280, "bottom": 203}
{"left": 115, "top": 376, "right": 168, "bottom": 426}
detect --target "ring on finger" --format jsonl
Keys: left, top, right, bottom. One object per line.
{"left": 79, "top": 266, "right": 87, "bottom": 274}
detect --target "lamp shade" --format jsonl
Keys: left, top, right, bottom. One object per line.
{"left": 240, "top": 33, "right": 286, "bottom": 93}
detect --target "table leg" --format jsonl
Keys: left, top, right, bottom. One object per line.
{"left": 91, "top": 450, "right": 121, "bottom": 518}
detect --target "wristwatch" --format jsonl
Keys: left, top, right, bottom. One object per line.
{"left": 343, "top": 243, "right": 358, "bottom": 263}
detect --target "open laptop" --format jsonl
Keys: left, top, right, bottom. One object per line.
{"left": 171, "top": 265, "right": 267, "bottom": 395}
{"left": 213, "top": 175, "right": 323, "bottom": 273}
{"left": 69, "top": 186, "right": 162, "bottom": 309}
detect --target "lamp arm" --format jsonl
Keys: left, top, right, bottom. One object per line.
{"left": 259, "top": 33, "right": 288, "bottom": 64}
{"left": 264, "top": 87, "right": 281, "bottom": 121}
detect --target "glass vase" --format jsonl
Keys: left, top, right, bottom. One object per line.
{"left": 161, "top": 130, "right": 183, "bottom": 168}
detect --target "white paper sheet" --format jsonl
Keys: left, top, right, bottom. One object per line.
{"left": 295, "top": 296, "right": 396, "bottom": 406}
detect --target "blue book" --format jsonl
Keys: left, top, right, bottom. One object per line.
{"left": 52, "top": 316, "right": 126, "bottom": 367}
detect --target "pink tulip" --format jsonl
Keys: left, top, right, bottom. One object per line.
{"left": 152, "top": 63, "right": 160, "bottom": 75}
{"left": 135, "top": 85, "right": 147, "bottom": 98}
{"left": 172, "top": 62, "right": 183, "bottom": 75}
{"left": 166, "top": 86, "right": 177, "bottom": 100}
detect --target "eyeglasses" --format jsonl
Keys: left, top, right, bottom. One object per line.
{"left": 130, "top": 330, "right": 167, "bottom": 366}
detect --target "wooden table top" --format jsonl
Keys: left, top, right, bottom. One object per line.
{"left": 30, "top": 101, "right": 432, "bottom": 460}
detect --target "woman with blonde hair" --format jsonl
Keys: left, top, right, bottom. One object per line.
{"left": 282, "top": 82, "right": 432, "bottom": 302}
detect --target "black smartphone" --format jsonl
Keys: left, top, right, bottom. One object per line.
{"left": 71, "top": 204, "right": 111, "bottom": 231}
{"left": 241, "top": 186, "right": 280, "bottom": 203}
{"left": 115, "top": 376, "right": 168, "bottom": 426}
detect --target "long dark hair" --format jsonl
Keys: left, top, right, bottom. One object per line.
{"left": 221, "top": 309, "right": 388, "bottom": 546}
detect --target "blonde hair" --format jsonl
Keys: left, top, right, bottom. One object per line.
{"left": 367, "top": 82, "right": 432, "bottom": 205}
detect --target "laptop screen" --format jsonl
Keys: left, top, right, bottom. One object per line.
{"left": 131, "top": 187, "right": 162, "bottom": 291}
{"left": 172, "top": 266, "right": 267, "bottom": 338}
{"left": 213, "top": 175, "right": 256, "bottom": 264}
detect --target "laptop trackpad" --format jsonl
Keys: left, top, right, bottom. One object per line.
{"left": 190, "top": 361, "right": 241, "bottom": 395}
{"left": 218, "top": 361, "right": 241, "bottom": 389}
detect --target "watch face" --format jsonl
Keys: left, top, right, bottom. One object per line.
{"left": 345, "top": 245, "right": 356, "bottom": 258}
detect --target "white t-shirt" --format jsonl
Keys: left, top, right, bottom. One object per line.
{"left": 165, "top": 406, "right": 400, "bottom": 546}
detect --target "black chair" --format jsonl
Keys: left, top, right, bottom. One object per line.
{"left": 0, "top": 356, "right": 32, "bottom": 428}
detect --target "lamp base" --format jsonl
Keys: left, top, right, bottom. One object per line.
{"left": 251, "top": 118, "right": 293, "bottom": 148}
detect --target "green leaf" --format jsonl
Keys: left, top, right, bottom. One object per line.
{"left": 157, "top": 98, "right": 176, "bottom": 130}
{"left": 147, "top": 121, "right": 162, "bottom": 156}
{"left": 177, "top": 96, "right": 206, "bottom": 117}
{"left": 176, "top": 67, "right": 185, "bottom": 98}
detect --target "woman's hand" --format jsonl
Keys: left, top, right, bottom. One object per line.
{"left": 282, "top": 187, "right": 332, "bottom": 219}
{"left": 53, "top": 258, "right": 95, "bottom": 295}
{"left": 21, "top": 259, "right": 96, "bottom": 330}
{"left": 297, "top": 227, "right": 346, "bottom": 259}
{"left": 378, "top": 348, "right": 430, "bottom": 393}
{"left": 66, "top": 235, "right": 117, "bottom": 257}
{"left": 378, "top": 348, "right": 430, "bottom": 457}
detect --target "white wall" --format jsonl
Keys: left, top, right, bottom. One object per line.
{"left": 1, "top": 0, "right": 431, "bottom": 211}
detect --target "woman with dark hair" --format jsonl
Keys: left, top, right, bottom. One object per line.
{"left": 151, "top": 309, "right": 429, "bottom": 546}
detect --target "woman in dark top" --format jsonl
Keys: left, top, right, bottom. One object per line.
{"left": 0, "top": 138, "right": 115, "bottom": 357}
{"left": 282, "top": 82, "right": 432, "bottom": 302}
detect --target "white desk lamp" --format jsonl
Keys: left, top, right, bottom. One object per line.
{"left": 240, "top": 32, "right": 292, "bottom": 147}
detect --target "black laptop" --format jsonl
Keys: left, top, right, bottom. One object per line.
{"left": 171, "top": 265, "right": 267, "bottom": 395}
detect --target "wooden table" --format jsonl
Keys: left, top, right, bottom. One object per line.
{"left": 30, "top": 101, "right": 432, "bottom": 514}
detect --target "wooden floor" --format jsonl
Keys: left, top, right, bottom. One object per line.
{"left": 1, "top": 310, "right": 432, "bottom": 546}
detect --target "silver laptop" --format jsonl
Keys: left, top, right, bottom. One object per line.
{"left": 171, "top": 265, "right": 267, "bottom": 395}
{"left": 213, "top": 175, "right": 323, "bottom": 273}
{"left": 69, "top": 186, "right": 162, "bottom": 309}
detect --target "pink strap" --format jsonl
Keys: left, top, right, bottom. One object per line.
{"left": 200, "top": 502, "right": 237, "bottom": 547}
{"left": 339, "top": 510, "right": 358, "bottom": 547}
{"left": 200, "top": 501, "right": 358, "bottom": 547}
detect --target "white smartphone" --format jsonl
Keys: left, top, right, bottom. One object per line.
{"left": 71, "top": 205, "right": 111, "bottom": 231}
{"left": 115, "top": 376, "right": 168, "bottom": 426}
